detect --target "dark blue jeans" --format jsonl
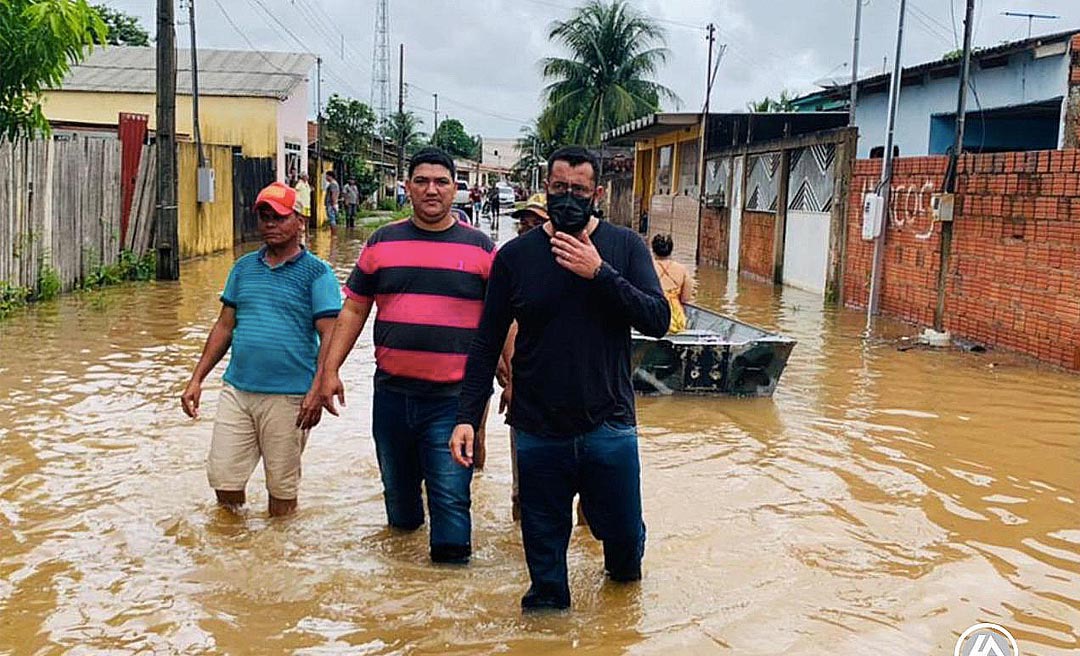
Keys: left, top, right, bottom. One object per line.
{"left": 372, "top": 387, "right": 472, "bottom": 562}
{"left": 515, "top": 420, "right": 646, "bottom": 608}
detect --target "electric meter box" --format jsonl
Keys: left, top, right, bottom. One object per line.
{"left": 197, "top": 167, "right": 215, "bottom": 203}
{"left": 861, "top": 192, "right": 883, "bottom": 241}
{"left": 931, "top": 192, "right": 954, "bottom": 222}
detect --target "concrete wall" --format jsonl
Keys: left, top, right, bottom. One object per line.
{"left": 854, "top": 49, "right": 1070, "bottom": 158}
{"left": 844, "top": 150, "right": 1080, "bottom": 370}
{"left": 648, "top": 194, "right": 698, "bottom": 268}
{"left": 43, "top": 91, "right": 280, "bottom": 159}
{"left": 277, "top": 88, "right": 309, "bottom": 183}
{"left": 783, "top": 210, "right": 831, "bottom": 293}
{"left": 178, "top": 142, "right": 234, "bottom": 258}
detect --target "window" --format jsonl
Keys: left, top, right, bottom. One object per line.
{"left": 677, "top": 142, "right": 698, "bottom": 196}
{"left": 655, "top": 145, "right": 673, "bottom": 195}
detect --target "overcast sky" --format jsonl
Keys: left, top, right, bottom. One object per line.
{"left": 106, "top": 0, "right": 1080, "bottom": 138}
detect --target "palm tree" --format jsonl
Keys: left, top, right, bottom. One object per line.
{"left": 541, "top": 0, "right": 679, "bottom": 146}
{"left": 385, "top": 111, "right": 426, "bottom": 158}
{"left": 745, "top": 90, "right": 796, "bottom": 113}
{"left": 512, "top": 120, "right": 557, "bottom": 182}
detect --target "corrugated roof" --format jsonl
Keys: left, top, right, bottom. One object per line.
{"left": 795, "top": 28, "right": 1080, "bottom": 104}
{"left": 61, "top": 46, "right": 315, "bottom": 100}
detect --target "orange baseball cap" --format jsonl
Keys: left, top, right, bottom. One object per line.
{"left": 254, "top": 181, "right": 303, "bottom": 216}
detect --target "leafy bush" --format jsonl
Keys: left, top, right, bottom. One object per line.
{"left": 377, "top": 197, "right": 398, "bottom": 211}
{"left": 0, "top": 281, "right": 30, "bottom": 318}
{"left": 34, "top": 261, "right": 61, "bottom": 300}
{"left": 81, "top": 249, "right": 156, "bottom": 289}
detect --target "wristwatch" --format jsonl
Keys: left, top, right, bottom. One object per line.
{"left": 592, "top": 262, "right": 604, "bottom": 279}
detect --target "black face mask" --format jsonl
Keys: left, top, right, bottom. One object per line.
{"left": 547, "top": 192, "right": 593, "bottom": 234}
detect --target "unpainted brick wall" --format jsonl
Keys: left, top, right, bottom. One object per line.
{"left": 740, "top": 211, "right": 777, "bottom": 282}
{"left": 844, "top": 150, "right": 1080, "bottom": 370}
{"left": 699, "top": 205, "right": 729, "bottom": 267}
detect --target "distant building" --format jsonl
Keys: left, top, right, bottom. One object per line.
{"left": 480, "top": 137, "right": 521, "bottom": 172}
{"left": 792, "top": 30, "right": 1080, "bottom": 157}
{"left": 44, "top": 46, "right": 314, "bottom": 182}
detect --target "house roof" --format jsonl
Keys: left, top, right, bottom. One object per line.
{"left": 602, "top": 112, "right": 849, "bottom": 146}
{"left": 794, "top": 28, "right": 1080, "bottom": 107}
{"left": 61, "top": 46, "right": 314, "bottom": 100}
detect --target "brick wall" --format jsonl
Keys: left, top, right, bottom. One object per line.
{"left": 699, "top": 206, "right": 729, "bottom": 266}
{"left": 844, "top": 150, "right": 1080, "bottom": 370}
{"left": 740, "top": 211, "right": 777, "bottom": 282}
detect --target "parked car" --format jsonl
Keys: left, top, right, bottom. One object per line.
{"left": 453, "top": 181, "right": 473, "bottom": 219}
{"left": 497, "top": 183, "right": 515, "bottom": 207}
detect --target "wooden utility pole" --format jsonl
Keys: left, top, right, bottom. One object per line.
{"left": 155, "top": 0, "right": 179, "bottom": 280}
{"left": 314, "top": 56, "right": 322, "bottom": 229}
{"left": 187, "top": 0, "right": 204, "bottom": 167}
{"left": 396, "top": 44, "right": 405, "bottom": 181}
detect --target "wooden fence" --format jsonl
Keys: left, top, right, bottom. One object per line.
{"left": 0, "top": 136, "right": 156, "bottom": 292}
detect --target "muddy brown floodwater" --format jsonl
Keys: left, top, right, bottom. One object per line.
{"left": 1, "top": 223, "right": 1078, "bottom": 655}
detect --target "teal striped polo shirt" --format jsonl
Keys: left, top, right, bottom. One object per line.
{"left": 220, "top": 247, "right": 341, "bottom": 394}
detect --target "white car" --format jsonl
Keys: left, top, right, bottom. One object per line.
{"left": 496, "top": 184, "right": 515, "bottom": 207}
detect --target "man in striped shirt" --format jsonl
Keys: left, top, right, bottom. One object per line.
{"left": 313, "top": 147, "right": 495, "bottom": 564}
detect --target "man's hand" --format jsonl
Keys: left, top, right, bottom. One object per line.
{"left": 449, "top": 423, "right": 475, "bottom": 468}
{"left": 551, "top": 229, "right": 603, "bottom": 279}
{"left": 181, "top": 379, "right": 202, "bottom": 419}
{"left": 317, "top": 370, "right": 346, "bottom": 416}
{"left": 296, "top": 389, "right": 323, "bottom": 429}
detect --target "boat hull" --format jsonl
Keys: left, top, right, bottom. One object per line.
{"left": 631, "top": 305, "right": 796, "bottom": 397}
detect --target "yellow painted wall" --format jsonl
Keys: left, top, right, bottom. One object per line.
{"left": 313, "top": 160, "right": 336, "bottom": 228}
{"left": 42, "top": 91, "right": 279, "bottom": 158}
{"left": 178, "top": 142, "right": 234, "bottom": 257}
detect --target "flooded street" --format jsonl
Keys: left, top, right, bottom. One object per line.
{"left": 1, "top": 221, "right": 1078, "bottom": 655}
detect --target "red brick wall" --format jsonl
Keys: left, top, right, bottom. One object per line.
{"left": 844, "top": 150, "right": 1080, "bottom": 370}
{"left": 699, "top": 206, "right": 729, "bottom": 267}
{"left": 740, "top": 210, "right": 776, "bottom": 282}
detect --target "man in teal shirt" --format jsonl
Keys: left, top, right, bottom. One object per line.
{"left": 181, "top": 181, "right": 341, "bottom": 516}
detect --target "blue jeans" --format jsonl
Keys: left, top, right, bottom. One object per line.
{"left": 515, "top": 420, "right": 646, "bottom": 608}
{"left": 326, "top": 206, "right": 338, "bottom": 226}
{"left": 372, "top": 387, "right": 472, "bottom": 562}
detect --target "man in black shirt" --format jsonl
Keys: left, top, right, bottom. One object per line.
{"left": 451, "top": 147, "right": 670, "bottom": 610}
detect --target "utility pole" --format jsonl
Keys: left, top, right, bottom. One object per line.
{"left": 155, "top": 0, "right": 179, "bottom": 280}
{"left": 933, "top": 0, "right": 975, "bottom": 332}
{"left": 849, "top": 0, "right": 863, "bottom": 127}
{"left": 314, "top": 56, "right": 322, "bottom": 230}
{"left": 866, "top": 0, "right": 906, "bottom": 328}
{"left": 396, "top": 43, "right": 405, "bottom": 182}
{"left": 694, "top": 23, "right": 717, "bottom": 261}
{"left": 433, "top": 93, "right": 439, "bottom": 145}
{"left": 186, "top": 0, "right": 204, "bottom": 168}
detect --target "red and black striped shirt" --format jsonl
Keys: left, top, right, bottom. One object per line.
{"left": 344, "top": 218, "right": 496, "bottom": 395}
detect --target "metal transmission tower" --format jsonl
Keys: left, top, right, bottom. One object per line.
{"left": 370, "top": 0, "right": 391, "bottom": 129}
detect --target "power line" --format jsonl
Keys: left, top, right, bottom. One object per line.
{"left": 208, "top": 0, "right": 296, "bottom": 75}
{"left": 516, "top": 0, "right": 706, "bottom": 32}
{"left": 406, "top": 82, "right": 531, "bottom": 125}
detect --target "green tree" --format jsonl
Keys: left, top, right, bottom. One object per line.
{"left": 386, "top": 110, "right": 426, "bottom": 158}
{"left": 91, "top": 3, "right": 149, "bottom": 46}
{"left": 0, "top": 0, "right": 106, "bottom": 141}
{"left": 431, "top": 117, "right": 477, "bottom": 159}
{"left": 745, "top": 89, "right": 795, "bottom": 113}
{"left": 512, "top": 120, "right": 556, "bottom": 182}
{"left": 541, "top": 0, "right": 678, "bottom": 146}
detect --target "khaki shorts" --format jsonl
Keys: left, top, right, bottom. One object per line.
{"left": 207, "top": 385, "right": 309, "bottom": 499}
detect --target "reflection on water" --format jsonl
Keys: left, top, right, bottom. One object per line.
{"left": 1, "top": 224, "right": 1078, "bottom": 654}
